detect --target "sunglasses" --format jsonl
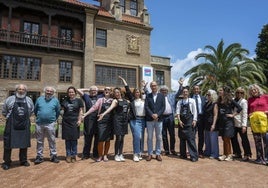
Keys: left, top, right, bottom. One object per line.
{"left": 104, "top": 88, "right": 111, "bottom": 91}
{"left": 236, "top": 92, "right": 244, "bottom": 94}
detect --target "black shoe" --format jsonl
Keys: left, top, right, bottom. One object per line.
{"left": 34, "top": 156, "right": 44, "bottom": 164}
{"left": 81, "top": 155, "right": 90, "bottom": 160}
{"left": 93, "top": 154, "right": 99, "bottom": 159}
{"left": 191, "top": 158, "right": 198, "bottom": 162}
{"left": 51, "top": 155, "right": 60, "bottom": 163}
{"left": 233, "top": 154, "right": 242, "bottom": 159}
{"left": 171, "top": 150, "right": 177, "bottom": 156}
{"left": 2, "top": 163, "right": 10, "bottom": 170}
{"left": 163, "top": 151, "right": 170, "bottom": 156}
{"left": 20, "top": 161, "right": 30, "bottom": 167}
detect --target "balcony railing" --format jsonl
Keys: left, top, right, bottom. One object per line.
{"left": 0, "top": 29, "right": 84, "bottom": 52}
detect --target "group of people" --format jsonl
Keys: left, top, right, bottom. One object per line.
{"left": 1, "top": 79, "right": 268, "bottom": 170}
{"left": 176, "top": 83, "right": 268, "bottom": 164}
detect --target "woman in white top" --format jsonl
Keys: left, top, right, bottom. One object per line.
{"left": 231, "top": 87, "right": 252, "bottom": 161}
{"left": 119, "top": 76, "right": 146, "bottom": 162}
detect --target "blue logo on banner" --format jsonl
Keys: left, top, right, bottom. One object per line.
{"left": 144, "top": 68, "right": 151, "bottom": 76}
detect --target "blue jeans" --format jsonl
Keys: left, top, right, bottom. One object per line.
{"left": 130, "top": 118, "right": 145, "bottom": 154}
{"left": 147, "top": 121, "right": 162, "bottom": 155}
{"left": 65, "top": 140, "right": 78, "bottom": 157}
{"left": 204, "top": 130, "right": 219, "bottom": 158}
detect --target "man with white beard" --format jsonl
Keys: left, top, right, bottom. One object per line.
{"left": 1, "top": 84, "right": 34, "bottom": 170}
{"left": 34, "top": 86, "right": 61, "bottom": 164}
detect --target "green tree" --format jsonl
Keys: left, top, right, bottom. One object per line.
{"left": 255, "top": 24, "right": 268, "bottom": 86}
{"left": 184, "top": 40, "right": 266, "bottom": 93}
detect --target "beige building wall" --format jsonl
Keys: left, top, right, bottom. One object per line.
{"left": 0, "top": 48, "right": 83, "bottom": 97}
{"left": 151, "top": 55, "right": 172, "bottom": 89}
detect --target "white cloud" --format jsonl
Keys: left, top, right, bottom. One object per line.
{"left": 170, "top": 48, "right": 204, "bottom": 91}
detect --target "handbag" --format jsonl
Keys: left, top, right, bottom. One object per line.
{"left": 250, "top": 111, "right": 268, "bottom": 133}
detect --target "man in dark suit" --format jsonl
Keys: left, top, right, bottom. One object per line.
{"left": 192, "top": 85, "right": 206, "bottom": 158}
{"left": 145, "top": 81, "right": 166, "bottom": 161}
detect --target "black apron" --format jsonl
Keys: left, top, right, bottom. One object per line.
{"left": 4, "top": 98, "right": 31, "bottom": 149}
{"left": 61, "top": 98, "right": 81, "bottom": 140}
{"left": 98, "top": 99, "right": 113, "bottom": 141}
{"left": 113, "top": 99, "right": 129, "bottom": 135}
{"left": 179, "top": 99, "right": 194, "bottom": 139}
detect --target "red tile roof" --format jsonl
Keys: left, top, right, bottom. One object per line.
{"left": 98, "top": 7, "right": 113, "bottom": 18}
{"left": 63, "top": 0, "right": 97, "bottom": 9}
{"left": 122, "top": 14, "right": 144, "bottom": 26}
{"left": 63, "top": 0, "right": 146, "bottom": 26}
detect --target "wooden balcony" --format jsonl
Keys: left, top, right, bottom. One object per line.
{"left": 0, "top": 29, "right": 84, "bottom": 52}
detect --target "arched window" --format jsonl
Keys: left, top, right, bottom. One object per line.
{"left": 130, "top": 0, "right": 138, "bottom": 16}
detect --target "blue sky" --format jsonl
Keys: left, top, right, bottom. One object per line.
{"left": 83, "top": 0, "right": 268, "bottom": 90}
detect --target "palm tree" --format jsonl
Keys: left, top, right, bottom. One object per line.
{"left": 184, "top": 40, "right": 266, "bottom": 93}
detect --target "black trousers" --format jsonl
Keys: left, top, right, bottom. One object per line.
{"left": 82, "top": 118, "right": 99, "bottom": 158}
{"left": 162, "top": 114, "right": 176, "bottom": 152}
{"left": 179, "top": 126, "right": 198, "bottom": 160}
{"left": 231, "top": 127, "right": 252, "bottom": 157}
{"left": 196, "top": 115, "right": 205, "bottom": 154}
{"left": 3, "top": 148, "right": 28, "bottom": 164}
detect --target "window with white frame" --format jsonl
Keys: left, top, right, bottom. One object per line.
{"left": 130, "top": 0, "right": 138, "bottom": 16}
{"left": 59, "top": 60, "right": 72, "bottom": 82}
{"left": 156, "top": 70, "right": 165, "bottom": 86}
{"left": 119, "top": 0, "right": 126, "bottom": 13}
{"left": 0, "top": 55, "right": 41, "bottom": 80}
{"left": 96, "top": 29, "right": 107, "bottom": 47}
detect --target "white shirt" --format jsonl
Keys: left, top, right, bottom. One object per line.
{"left": 193, "top": 94, "right": 202, "bottom": 114}
{"left": 163, "top": 96, "right": 172, "bottom": 115}
{"left": 234, "top": 98, "right": 248, "bottom": 127}
{"left": 176, "top": 98, "right": 197, "bottom": 121}
{"left": 134, "top": 99, "right": 145, "bottom": 117}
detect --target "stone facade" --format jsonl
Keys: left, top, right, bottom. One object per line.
{"left": 0, "top": 0, "right": 171, "bottom": 117}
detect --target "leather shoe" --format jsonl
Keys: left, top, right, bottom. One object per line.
{"left": 171, "top": 151, "right": 177, "bottom": 156}
{"left": 162, "top": 151, "right": 170, "bottom": 156}
{"left": 199, "top": 154, "right": 204, "bottom": 159}
{"left": 2, "top": 163, "right": 10, "bottom": 170}
{"left": 21, "top": 161, "right": 30, "bottom": 167}
{"left": 81, "top": 155, "right": 90, "bottom": 160}
{"left": 146, "top": 155, "right": 152, "bottom": 161}
{"left": 180, "top": 155, "right": 187, "bottom": 159}
{"left": 156, "top": 155, "right": 162, "bottom": 161}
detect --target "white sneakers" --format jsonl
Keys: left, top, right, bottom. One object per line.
{"left": 114, "top": 154, "right": 121, "bottom": 162}
{"left": 133, "top": 154, "right": 140, "bottom": 162}
{"left": 218, "top": 155, "right": 226, "bottom": 161}
{"left": 114, "top": 154, "right": 125, "bottom": 162}
{"left": 219, "top": 155, "right": 233, "bottom": 161}
{"left": 115, "top": 154, "right": 143, "bottom": 162}
{"left": 225, "top": 155, "right": 233, "bottom": 161}
{"left": 119, "top": 154, "right": 125, "bottom": 161}
{"left": 138, "top": 153, "right": 143, "bottom": 160}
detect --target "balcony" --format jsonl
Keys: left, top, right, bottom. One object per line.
{"left": 0, "top": 29, "right": 84, "bottom": 52}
